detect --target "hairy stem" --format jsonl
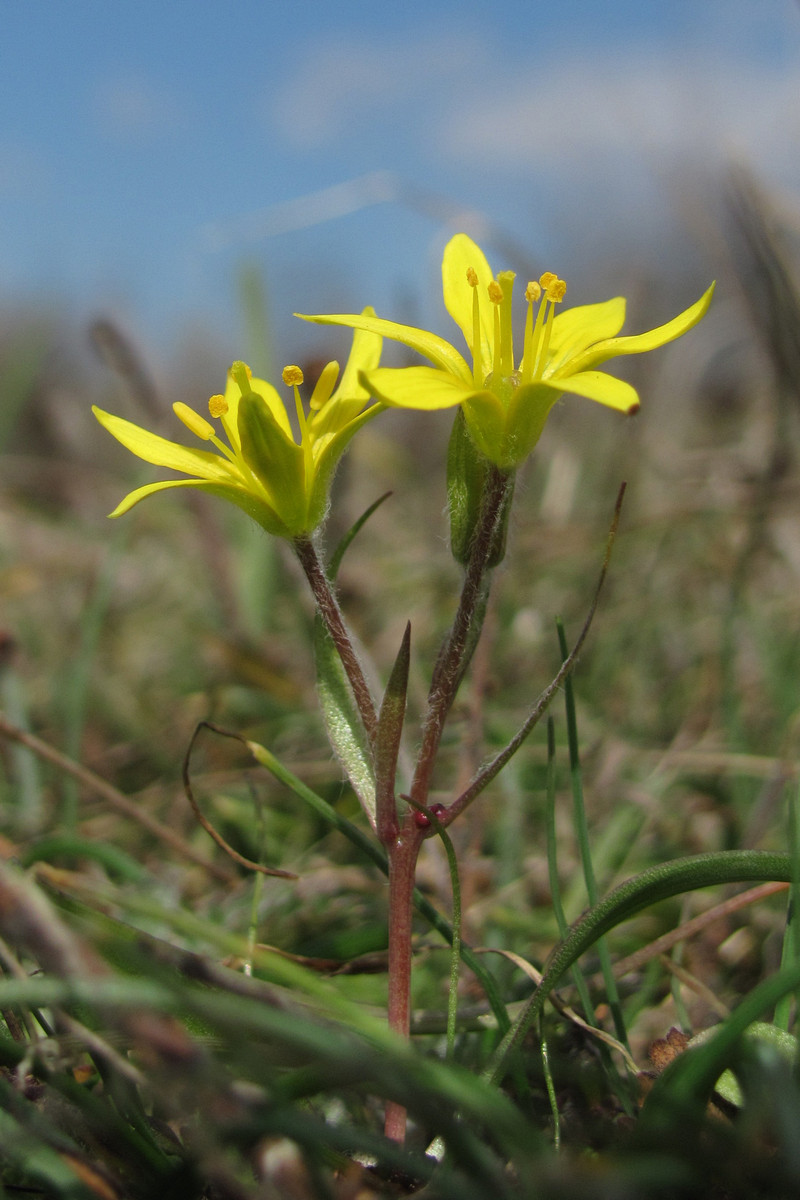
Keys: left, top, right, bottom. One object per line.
{"left": 384, "top": 828, "right": 424, "bottom": 1141}
{"left": 293, "top": 535, "right": 378, "bottom": 747}
{"left": 410, "top": 465, "right": 513, "bottom": 805}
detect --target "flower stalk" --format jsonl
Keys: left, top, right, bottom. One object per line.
{"left": 292, "top": 534, "right": 378, "bottom": 748}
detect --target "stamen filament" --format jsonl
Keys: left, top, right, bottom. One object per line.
{"left": 210, "top": 435, "right": 239, "bottom": 465}
{"left": 520, "top": 282, "right": 541, "bottom": 386}
{"left": 525, "top": 296, "right": 548, "bottom": 383}
{"left": 497, "top": 271, "right": 515, "bottom": 377}
{"left": 533, "top": 301, "right": 556, "bottom": 379}
{"left": 488, "top": 280, "right": 503, "bottom": 379}
{"left": 284, "top": 367, "right": 314, "bottom": 504}
{"left": 467, "top": 268, "right": 481, "bottom": 385}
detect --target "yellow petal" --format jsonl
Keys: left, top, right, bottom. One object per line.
{"left": 567, "top": 283, "right": 716, "bottom": 375}
{"left": 310, "top": 311, "right": 383, "bottom": 439}
{"left": 108, "top": 477, "right": 293, "bottom": 537}
{"left": 298, "top": 313, "right": 472, "bottom": 381}
{"left": 546, "top": 297, "right": 627, "bottom": 368}
{"left": 365, "top": 365, "right": 477, "bottom": 411}
{"left": 92, "top": 407, "right": 239, "bottom": 483}
{"left": 309, "top": 404, "right": 385, "bottom": 525}
{"left": 329, "top": 307, "right": 382, "bottom": 401}
{"left": 441, "top": 233, "right": 495, "bottom": 375}
{"left": 546, "top": 369, "right": 641, "bottom": 413}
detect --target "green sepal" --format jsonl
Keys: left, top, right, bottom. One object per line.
{"left": 237, "top": 392, "right": 307, "bottom": 534}
{"left": 447, "top": 409, "right": 515, "bottom": 567}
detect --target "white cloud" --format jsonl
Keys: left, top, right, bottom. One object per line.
{"left": 268, "top": 28, "right": 485, "bottom": 149}
{"left": 268, "top": 17, "right": 800, "bottom": 199}
{"left": 435, "top": 50, "right": 800, "bottom": 186}
{"left": 92, "top": 74, "right": 184, "bottom": 143}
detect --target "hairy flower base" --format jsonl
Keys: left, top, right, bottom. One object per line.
{"left": 300, "top": 234, "right": 715, "bottom": 469}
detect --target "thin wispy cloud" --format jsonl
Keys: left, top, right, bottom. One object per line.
{"left": 268, "top": 28, "right": 484, "bottom": 149}
{"left": 436, "top": 51, "right": 800, "bottom": 183}
{"left": 267, "top": 23, "right": 800, "bottom": 209}
{"left": 92, "top": 74, "right": 184, "bottom": 144}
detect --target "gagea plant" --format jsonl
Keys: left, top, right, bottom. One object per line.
{"left": 95, "top": 232, "right": 714, "bottom": 1144}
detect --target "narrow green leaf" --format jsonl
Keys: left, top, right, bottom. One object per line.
{"left": 328, "top": 491, "right": 392, "bottom": 582}
{"left": 557, "top": 617, "right": 629, "bottom": 1055}
{"left": 375, "top": 623, "right": 410, "bottom": 840}
{"left": 313, "top": 616, "right": 376, "bottom": 826}
{"left": 487, "top": 849, "right": 792, "bottom": 1086}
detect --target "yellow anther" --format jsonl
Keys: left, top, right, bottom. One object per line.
{"left": 466, "top": 267, "right": 479, "bottom": 287}
{"left": 545, "top": 277, "right": 567, "bottom": 303}
{"left": 282, "top": 365, "right": 304, "bottom": 387}
{"left": 173, "top": 401, "right": 215, "bottom": 441}
{"left": 525, "top": 281, "right": 542, "bottom": 303}
{"left": 487, "top": 280, "right": 504, "bottom": 305}
{"left": 309, "top": 360, "right": 339, "bottom": 410}
{"left": 208, "top": 394, "right": 228, "bottom": 418}
{"left": 539, "top": 272, "right": 557, "bottom": 289}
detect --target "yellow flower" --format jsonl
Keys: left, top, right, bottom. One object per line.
{"left": 300, "top": 235, "right": 715, "bottom": 469}
{"left": 93, "top": 316, "right": 382, "bottom": 539}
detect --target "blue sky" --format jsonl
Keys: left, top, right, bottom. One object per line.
{"left": 2, "top": 0, "right": 799, "bottom": 364}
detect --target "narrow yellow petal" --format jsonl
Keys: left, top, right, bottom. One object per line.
{"left": 441, "top": 233, "right": 495, "bottom": 376}
{"left": 92, "top": 407, "right": 239, "bottom": 483}
{"left": 298, "top": 313, "right": 472, "bottom": 382}
{"left": 108, "top": 478, "right": 214, "bottom": 516}
{"left": 546, "top": 297, "right": 627, "bottom": 367}
{"left": 545, "top": 369, "right": 641, "bottom": 413}
{"left": 364, "top": 365, "right": 476, "bottom": 411}
{"left": 567, "top": 283, "right": 716, "bottom": 376}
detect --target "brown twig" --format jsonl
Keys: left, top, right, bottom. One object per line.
{"left": 0, "top": 711, "right": 235, "bottom": 883}
{"left": 182, "top": 722, "right": 298, "bottom": 879}
{"left": 606, "top": 880, "right": 789, "bottom": 982}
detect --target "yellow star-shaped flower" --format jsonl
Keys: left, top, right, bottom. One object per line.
{"left": 93, "top": 316, "right": 382, "bottom": 539}
{"left": 300, "top": 235, "right": 714, "bottom": 469}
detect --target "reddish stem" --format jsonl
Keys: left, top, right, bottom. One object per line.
{"left": 409, "top": 464, "right": 512, "bottom": 805}
{"left": 384, "top": 825, "right": 424, "bottom": 1142}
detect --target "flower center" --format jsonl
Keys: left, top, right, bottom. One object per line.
{"left": 466, "top": 266, "right": 566, "bottom": 393}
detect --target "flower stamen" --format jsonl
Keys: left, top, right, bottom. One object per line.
{"left": 283, "top": 366, "right": 312, "bottom": 495}
{"left": 174, "top": 402, "right": 215, "bottom": 441}
{"left": 467, "top": 267, "right": 481, "bottom": 385}
{"left": 496, "top": 270, "right": 516, "bottom": 377}
{"left": 533, "top": 273, "right": 566, "bottom": 379}
{"left": 309, "top": 361, "right": 339, "bottom": 411}
{"left": 488, "top": 280, "right": 504, "bottom": 380}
